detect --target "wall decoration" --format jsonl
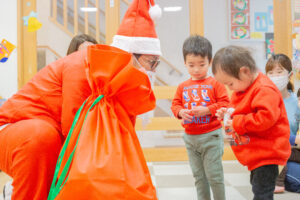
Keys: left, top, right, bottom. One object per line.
{"left": 250, "top": 32, "right": 263, "bottom": 39}
{"left": 27, "top": 17, "right": 42, "bottom": 32}
{"left": 23, "top": 11, "right": 42, "bottom": 32}
{"left": 254, "top": 12, "right": 268, "bottom": 32}
{"left": 231, "top": 26, "right": 250, "bottom": 39}
{"left": 0, "top": 39, "right": 16, "bottom": 63}
{"left": 292, "top": 20, "right": 300, "bottom": 80}
{"left": 229, "top": 0, "right": 274, "bottom": 41}
{"left": 265, "top": 33, "right": 274, "bottom": 59}
{"left": 231, "top": 0, "right": 249, "bottom": 12}
{"left": 230, "top": 0, "right": 250, "bottom": 40}
{"left": 23, "top": 11, "right": 37, "bottom": 26}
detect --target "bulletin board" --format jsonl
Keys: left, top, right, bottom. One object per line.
{"left": 229, "top": 0, "right": 274, "bottom": 41}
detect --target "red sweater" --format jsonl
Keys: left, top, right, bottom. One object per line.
{"left": 171, "top": 77, "right": 229, "bottom": 134}
{"left": 231, "top": 73, "right": 291, "bottom": 171}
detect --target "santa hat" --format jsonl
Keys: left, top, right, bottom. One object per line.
{"left": 111, "top": 0, "right": 162, "bottom": 55}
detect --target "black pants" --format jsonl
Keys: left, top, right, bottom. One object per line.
{"left": 250, "top": 165, "right": 278, "bottom": 200}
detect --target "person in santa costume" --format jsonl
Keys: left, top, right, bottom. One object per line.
{"left": 0, "top": 0, "right": 162, "bottom": 199}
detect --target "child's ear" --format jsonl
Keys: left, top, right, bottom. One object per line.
{"left": 240, "top": 66, "right": 251, "bottom": 75}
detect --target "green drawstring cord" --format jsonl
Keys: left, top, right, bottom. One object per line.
{"left": 48, "top": 95, "right": 104, "bottom": 200}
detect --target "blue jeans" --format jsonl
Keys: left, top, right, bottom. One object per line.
{"left": 183, "top": 128, "right": 225, "bottom": 200}
{"left": 285, "top": 161, "right": 300, "bottom": 193}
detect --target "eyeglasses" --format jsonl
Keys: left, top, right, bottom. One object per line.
{"left": 140, "top": 57, "right": 160, "bottom": 71}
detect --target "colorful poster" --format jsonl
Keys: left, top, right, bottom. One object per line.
{"left": 254, "top": 12, "right": 268, "bottom": 32}
{"left": 231, "top": 26, "right": 250, "bottom": 39}
{"left": 0, "top": 39, "right": 16, "bottom": 63}
{"left": 265, "top": 33, "right": 274, "bottom": 59}
{"left": 231, "top": 12, "right": 249, "bottom": 26}
{"left": 231, "top": 0, "right": 249, "bottom": 12}
{"left": 230, "top": 0, "right": 250, "bottom": 40}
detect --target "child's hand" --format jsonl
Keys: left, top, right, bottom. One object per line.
{"left": 191, "top": 106, "right": 210, "bottom": 117}
{"left": 226, "top": 119, "right": 234, "bottom": 132}
{"left": 216, "top": 107, "right": 227, "bottom": 121}
{"left": 178, "top": 109, "right": 193, "bottom": 122}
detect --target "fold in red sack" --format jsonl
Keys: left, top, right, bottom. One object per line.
{"left": 48, "top": 44, "right": 157, "bottom": 200}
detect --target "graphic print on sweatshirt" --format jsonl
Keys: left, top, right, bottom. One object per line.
{"left": 201, "top": 89, "right": 210, "bottom": 102}
{"left": 182, "top": 84, "right": 212, "bottom": 125}
{"left": 183, "top": 90, "right": 190, "bottom": 102}
{"left": 191, "top": 89, "right": 200, "bottom": 101}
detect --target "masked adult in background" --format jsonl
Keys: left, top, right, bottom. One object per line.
{"left": 0, "top": 0, "right": 161, "bottom": 199}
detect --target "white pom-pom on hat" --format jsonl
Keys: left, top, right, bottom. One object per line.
{"left": 149, "top": 4, "right": 162, "bottom": 21}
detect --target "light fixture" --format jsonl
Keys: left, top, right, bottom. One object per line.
{"left": 80, "top": 7, "right": 97, "bottom": 12}
{"left": 163, "top": 6, "right": 182, "bottom": 12}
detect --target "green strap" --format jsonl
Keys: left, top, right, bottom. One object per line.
{"left": 48, "top": 95, "right": 104, "bottom": 200}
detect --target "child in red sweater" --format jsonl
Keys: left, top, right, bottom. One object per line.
{"left": 212, "top": 46, "right": 291, "bottom": 200}
{"left": 171, "top": 35, "right": 229, "bottom": 200}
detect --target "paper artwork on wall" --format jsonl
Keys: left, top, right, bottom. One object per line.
{"left": 230, "top": 0, "right": 250, "bottom": 40}
{"left": 250, "top": 32, "right": 263, "bottom": 39}
{"left": 23, "top": 11, "right": 37, "bottom": 26}
{"left": 0, "top": 39, "right": 16, "bottom": 63}
{"left": 229, "top": 0, "right": 274, "bottom": 41}
{"left": 265, "top": 33, "right": 274, "bottom": 59}
{"left": 27, "top": 17, "right": 42, "bottom": 32}
{"left": 254, "top": 12, "right": 268, "bottom": 32}
{"left": 231, "top": 26, "right": 250, "bottom": 39}
{"left": 23, "top": 11, "right": 42, "bottom": 32}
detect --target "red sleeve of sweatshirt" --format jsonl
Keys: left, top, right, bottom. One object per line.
{"left": 232, "top": 87, "right": 281, "bottom": 135}
{"left": 171, "top": 84, "right": 184, "bottom": 119}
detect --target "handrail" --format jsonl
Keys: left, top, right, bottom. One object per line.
{"left": 37, "top": 45, "right": 62, "bottom": 59}
{"left": 160, "top": 57, "right": 182, "bottom": 75}
{"left": 156, "top": 76, "right": 167, "bottom": 85}
{"left": 121, "top": 0, "right": 130, "bottom": 5}
{"left": 56, "top": 0, "right": 106, "bottom": 40}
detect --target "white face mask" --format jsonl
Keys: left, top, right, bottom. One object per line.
{"left": 133, "top": 56, "right": 156, "bottom": 127}
{"left": 133, "top": 56, "right": 156, "bottom": 87}
{"left": 269, "top": 73, "right": 290, "bottom": 91}
{"left": 146, "top": 70, "right": 156, "bottom": 88}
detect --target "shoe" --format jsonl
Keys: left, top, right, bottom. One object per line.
{"left": 274, "top": 185, "right": 285, "bottom": 193}
{"left": 3, "top": 181, "right": 13, "bottom": 200}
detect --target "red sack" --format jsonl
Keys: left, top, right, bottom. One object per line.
{"left": 48, "top": 45, "right": 157, "bottom": 200}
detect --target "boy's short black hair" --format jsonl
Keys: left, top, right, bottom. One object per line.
{"left": 297, "top": 88, "right": 300, "bottom": 98}
{"left": 182, "top": 35, "right": 212, "bottom": 62}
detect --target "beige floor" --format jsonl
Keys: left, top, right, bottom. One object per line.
{"left": 0, "top": 161, "right": 299, "bottom": 200}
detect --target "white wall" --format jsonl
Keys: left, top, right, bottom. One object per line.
{"left": 0, "top": 0, "right": 18, "bottom": 99}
